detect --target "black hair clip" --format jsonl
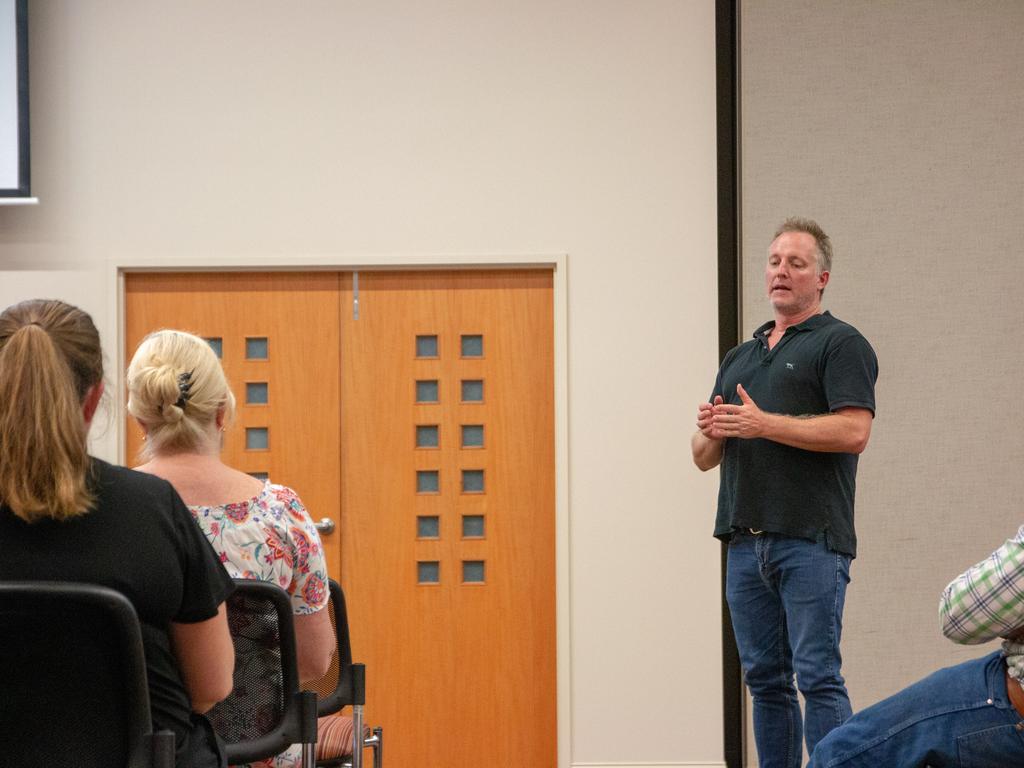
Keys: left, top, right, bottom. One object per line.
{"left": 175, "top": 370, "right": 194, "bottom": 409}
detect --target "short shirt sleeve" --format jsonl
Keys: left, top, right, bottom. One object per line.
{"left": 709, "top": 367, "right": 725, "bottom": 403}
{"left": 709, "top": 346, "right": 738, "bottom": 403}
{"left": 270, "top": 485, "right": 330, "bottom": 615}
{"left": 169, "top": 485, "right": 235, "bottom": 623}
{"left": 823, "top": 331, "right": 878, "bottom": 415}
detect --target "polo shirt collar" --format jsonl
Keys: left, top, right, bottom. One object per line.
{"left": 753, "top": 310, "right": 833, "bottom": 340}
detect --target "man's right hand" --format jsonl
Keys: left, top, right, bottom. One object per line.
{"left": 692, "top": 396, "right": 726, "bottom": 471}
{"left": 697, "top": 395, "right": 725, "bottom": 440}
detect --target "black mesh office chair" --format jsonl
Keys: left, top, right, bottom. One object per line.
{"left": 0, "top": 581, "right": 176, "bottom": 768}
{"left": 304, "top": 579, "right": 382, "bottom": 768}
{"left": 208, "top": 579, "right": 319, "bottom": 768}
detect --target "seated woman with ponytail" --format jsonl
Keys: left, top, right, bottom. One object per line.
{"left": 127, "top": 329, "right": 357, "bottom": 768}
{"left": 0, "top": 299, "right": 235, "bottom": 768}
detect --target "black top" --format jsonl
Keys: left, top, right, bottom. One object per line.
{"left": 710, "top": 312, "right": 878, "bottom": 557}
{"left": 0, "top": 458, "right": 234, "bottom": 767}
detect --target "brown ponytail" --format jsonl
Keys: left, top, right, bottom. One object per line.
{"left": 0, "top": 300, "right": 104, "bottom": 522}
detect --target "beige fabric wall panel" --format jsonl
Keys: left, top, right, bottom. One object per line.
{"left": 741, "top": 0, "right": 1024, "bottom": 744}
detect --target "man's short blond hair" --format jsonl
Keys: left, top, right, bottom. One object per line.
{"left": 773, "top": 217, "right": 832, "bottom": 275}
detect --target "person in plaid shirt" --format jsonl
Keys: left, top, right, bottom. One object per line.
{"left": 807, "top": 526, "right": 1024, "bottom": 766}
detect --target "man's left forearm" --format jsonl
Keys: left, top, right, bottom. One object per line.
{"left": 710, "top": 385, "right": 872, "bottom": 454}
{"left": 760, "top": 408, "right": 872, "bottom": 454}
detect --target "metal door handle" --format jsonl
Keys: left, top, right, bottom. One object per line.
{"left": 314, "top": 518, "right": 335, "bottom": 535}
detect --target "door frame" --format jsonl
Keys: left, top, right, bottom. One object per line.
{"left": 109, "top": 253, "right": 571, "bottom": 768}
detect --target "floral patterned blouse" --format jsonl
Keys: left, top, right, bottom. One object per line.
{"left": 189, "top": 482, "right": 329, "bottom": 768}
{"left": 189, "top": 482, "right": 328, "bottom": 616}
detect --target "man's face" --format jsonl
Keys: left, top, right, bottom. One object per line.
{"left": 765, "top": 231, "right": 829, "bottom": 316}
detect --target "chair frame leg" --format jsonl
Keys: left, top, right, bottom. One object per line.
{"left": 365, "top": 726, "right": 382, "bottom": 768}
{"left": 350, "top": 704, "right": 364, "bottom": 768}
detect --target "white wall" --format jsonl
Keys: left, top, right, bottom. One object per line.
{"left": 0, "top": 2, "right": 723, "bottom": 765}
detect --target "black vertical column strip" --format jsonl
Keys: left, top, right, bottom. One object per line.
{"left": 715, "top": 1, "right": 743, "bottom": 766}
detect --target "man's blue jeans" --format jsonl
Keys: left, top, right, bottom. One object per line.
{"left": 726, "top": 530, "right": 853, "bottom": 768}
{"left": 808, "top": 651, "right": 1024, "bottom": 767}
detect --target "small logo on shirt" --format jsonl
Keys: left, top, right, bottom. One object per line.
{"left": 785, "top": 362, "right": 795, "bottom": 370}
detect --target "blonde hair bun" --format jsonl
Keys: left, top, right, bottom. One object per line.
{"left": 127, "top": 330, "right": 236, "bottom": 459}
{"left": 130, "top": 362, "right": 186, "bottom": 422}
{"left": 160, "top": 402, "right": 185, "bottom": 424}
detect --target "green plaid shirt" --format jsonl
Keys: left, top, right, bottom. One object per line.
{"left": 940, "top": 524, "right": 1024, "bottom": 681}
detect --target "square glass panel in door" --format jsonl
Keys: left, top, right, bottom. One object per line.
{"left": 461, "top": 424, "right": 484, "bottom": 448}
{"left": 461, "top": 334, "right": 483, "bottom": 357}
{"left": 462, "top": 469, "right": 484, "bottom": 493}
{"left": 246, "top": 427, "right": 269, "bottom": 451}
{"left": 416, "top": 425, "right": 439, "bottom": 448}
{"left": 417, "top": 516, "right": 440, "bottom": 539}
{"left": 462, "top": 560, "right": 485, "bottom": 584}
{"left": 415, "top": 335, "right": 439, "bottom": 358}
{"left": 246, "top": 382, "right": 269, "bottom": 405}
{"left": 462, "top": 515, "right": 485, "bottom": 538}
{"left": 461, "top": 379, "right": 484, "bottom": 402}
{"left": 417, "top": 561, "right": 440, "bottom": 585}
{"left": 415, "top": 380, "right": 439, "bottom": 403}
{"left": 416, "top": 470, "right": 440, "bottom": 494}
{"left": 245, "top": 337, "right": 269, "bottom": 360}
{"left": 204, "top": 337, "right": 223, "bottom": 359}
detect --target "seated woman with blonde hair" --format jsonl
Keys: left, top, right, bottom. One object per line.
{"left": 127, "top": 328, "right": 357, "bottom": 768}
{"left": 0, "top": 300, "right": 235, "bottom": 768}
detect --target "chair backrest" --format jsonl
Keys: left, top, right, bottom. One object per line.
{"left": 303, "top": 578, "right": 365, "bottom": 716}
{"left": 0, "top": 580, "right": 173, "bottom": 768}
{"left": 208, "top": 578, "right": 317, "bottom": 765}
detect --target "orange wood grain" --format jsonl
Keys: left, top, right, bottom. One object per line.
{"left": 125, "top": 269, "right": 556, "bottom": 766}
{"left": 124, "top": 272, "right": 343, "bottom": 578}
{"left": 340, "top": 270, "right": 556, "bottom": 767}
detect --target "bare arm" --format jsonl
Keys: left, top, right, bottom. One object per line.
{"left": 711, "top": 384, "right": 873, "bottom": 454}
{"left": 170, "top": 604, "right": 235, "bottom": 713}
{"left": 756, "top": 407, "right": 872, "bottom": 453}
{"left": 294, "top": 607, "right": 336, "bottom": 684}
{"left": 691, "top": 431, "right": 724, "bottom": 471}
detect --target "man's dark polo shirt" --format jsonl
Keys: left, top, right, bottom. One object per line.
{"left": 710, "top": 311, "right": 877, "bottom": 557}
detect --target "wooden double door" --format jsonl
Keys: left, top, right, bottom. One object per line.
{"left": 124, "top": 269, "right": 556, "bottom": 767}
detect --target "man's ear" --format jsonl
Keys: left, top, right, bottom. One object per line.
{"left": 82, "top": 381, "right": 105, "bottom": 425}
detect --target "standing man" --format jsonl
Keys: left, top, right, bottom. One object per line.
{"left": 692, "top": 218, "right": 878, "bottom": 768}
